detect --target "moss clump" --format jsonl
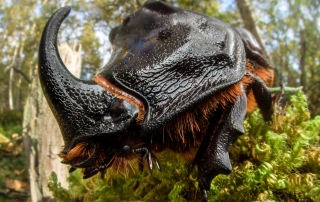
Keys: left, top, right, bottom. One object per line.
{"left": 48, "top": 91, "right": 320, "bottom": 201}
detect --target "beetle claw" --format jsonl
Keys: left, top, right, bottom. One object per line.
{"left": 72, "top": 147, "right": 97, "bottom": 168}
{"left": 148, "top": 152, "right": 153, "bottom": 172}
{"left": 130, "top": 146, "right": 160, "bottom": 173}
{"left": 201, "top": 191, "right": 208, "bottom": 202}
{"left": 198, "top": 180, "right": 209, "bottom": 202}
{"left": 153, "top": 154, "right": 161, "bottom": 171}
{"left": 83, "top": 168, "right": 99, "bottom": 179}
{"left": 83, "top": 164, "right": 109, "bottom": 179}
{"left": 145, "top": 150, "right": 161, "bottom": 172}
{"left": 69, "top": 167, "right": 77, "bottom": 173}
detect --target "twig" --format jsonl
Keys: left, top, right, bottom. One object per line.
{"left": 4, "top": 44, "right": 19, "bottom": 72}
{"left": 12, "top": 67, "right": 31, "bottom": 84}
{"left": 269, "top": 86, "right": 303, "bottom": 93}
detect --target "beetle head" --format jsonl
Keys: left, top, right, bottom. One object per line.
{"left": 38, "top": 7, "right": 140, "bottom": 153}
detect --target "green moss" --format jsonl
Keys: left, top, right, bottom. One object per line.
{"left": 48, "top": 91, "right": 320, "bottom": 201}
{"left": 48, "top": 172, "right": 74, "bottom": 201}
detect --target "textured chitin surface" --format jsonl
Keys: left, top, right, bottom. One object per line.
{"left": 38, "top": 7, "right": 139, "bottom": 153}
{"left": 97, "top": 1, "right": 246, "bottom": 130}
{"left": 39, "top": 2, "right": 274, "bottom": 200}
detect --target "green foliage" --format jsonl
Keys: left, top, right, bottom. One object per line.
{"left": 48, "top": 91, "right": 320, "bottom": 201}
{"left": 211, "top": 90, "right": 320, "bottom": 201}
{"left": 0, "top": 110, "right": 22, "bottom": 138}
{"left": 48, "top": 172, "right": 75, "bottom": 201}
{"left": 0, "top": 110, "right": 28, "bottom": 201}
{"left": 252, "top": 0, "right": 320, "bottom": 116}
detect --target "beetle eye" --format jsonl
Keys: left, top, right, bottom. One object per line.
{"left": 109, "top": 98, "right": 138, "bottom": 121}
{"left": 110, "top": 98, "right": 127, "bottom": 119}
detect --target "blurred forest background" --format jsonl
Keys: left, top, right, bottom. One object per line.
{"left": 0, "top": 0, "right": 319, "bottom": 201}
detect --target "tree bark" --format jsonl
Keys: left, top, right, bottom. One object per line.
{"left": 58, "top": 42, "right": 82, "bottom": 78}
{"left": 6, "top": 44, "right": 19, "bottom": 110}
{"left": 236, "top": 0, "right": 279, "bottom": 85}
{"left": 9, "top": 67, "right": 14, "bottom": 110}
{"left": 23, "top": 43, "right": 81, "bottom": 202}
{"left": 236, "top": 0, "right": 267, "bottom": 55}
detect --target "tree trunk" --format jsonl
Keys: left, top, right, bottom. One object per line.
{"left": 236, "top": 0, "right": 267, "bottom": 55}
{"left": 23, "top": 43, "right": 81, "bottom": 202}
{"left": 6, "top": 44, "right": 19, "bottom": 110}
{"left": 58, "top": 42, "right": 82, "bottom": 78}
{"left": 9, "top": 67, "right": 14, "bottom": 110}
{"left": 236, "top": 0, "right": 279, "bottom": 85}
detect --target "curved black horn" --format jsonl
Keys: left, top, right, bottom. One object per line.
{"left": 38, "top": 7, "right": 138, "bottom": 153}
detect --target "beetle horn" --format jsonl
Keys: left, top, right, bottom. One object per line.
{"left": 38, "top": 6, "right": 138, "bottom": 153}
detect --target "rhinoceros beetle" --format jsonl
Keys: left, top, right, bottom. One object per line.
{"left": 38, "top": 0, "right": 273, "bottom": 201}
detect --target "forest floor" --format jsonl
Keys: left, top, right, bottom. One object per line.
{"left": 0, "top": 110, "right": 29, "bottom": 202}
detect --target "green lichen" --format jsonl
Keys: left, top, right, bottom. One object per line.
{"left": 48, "top": 91, "right": 320, "bottom": 201}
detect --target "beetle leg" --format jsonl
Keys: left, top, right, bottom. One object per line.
{"left": 70, "top": 147, "right": 97, "bottom": 168}
{"left": 83, "top": 164, "right": 109, "bottom": 179}
{"left": 194, "top": 91, "right": 247, "bottom": 201}
{"left": 120, "top": 146, "right": 151, "bottom": 171}
{"left": 247, "top": 72, "right": 273, "bottom": 121}
{"left": 69, "top": 167, "right": 77, "bottom": 173}
{"left": 83, "top": 167, "right": 99, "bottom": 179}
{"left": 119, "top": 145, "right": 161, "bottom": 172}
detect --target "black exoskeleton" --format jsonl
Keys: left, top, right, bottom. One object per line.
{"left": 38, "top": 1, "right": 274, "bottom": 201}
